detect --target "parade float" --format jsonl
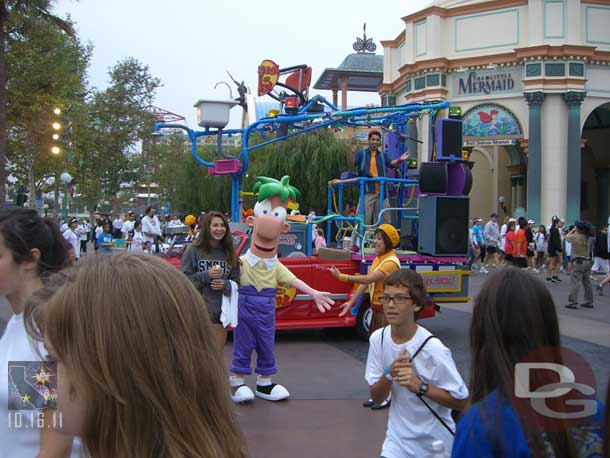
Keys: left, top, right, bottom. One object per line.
{"left": 158, "top": 60, "right": 472, "bottom": 339}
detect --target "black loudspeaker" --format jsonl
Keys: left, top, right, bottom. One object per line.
{"left": 419, "top": 162, "right": 447, "bottom": 194}
{"left": 436, "top": 118, "right": 463, "bottom": 161}
{"left": 418, "top": 195, "right": 469, "bottom": 256}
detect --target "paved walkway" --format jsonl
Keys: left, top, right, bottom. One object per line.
{"left": 223, "top": 343, "right": 388, "bottom": 458}
{"left": 224, "top": 268, "right": 610, "bottom": 458}
{"left": 446, "top": 269, "right": 610, "bottom": 347}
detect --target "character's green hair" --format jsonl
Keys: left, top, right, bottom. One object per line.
{"left": 253, "top": 176, "right": 300, "bottom": 203}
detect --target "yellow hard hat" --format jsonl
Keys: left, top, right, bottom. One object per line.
{"left": 184, "top": 214, "right": 196, "bottom": 226}
{"left": 378, "top": 224, "right": 400, "bottom": 248}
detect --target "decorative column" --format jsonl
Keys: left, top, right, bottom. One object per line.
{"left": 341, "top": 75, "right": 348, "bottom": 110}
{"left": 332, "top": 85, "right": 338, "bottom": 108}
{"left": 564, "top": 91, "right": 586, "bottom": 224}
{"left": 524, "top": 92, "right": 544, "bottom": 222}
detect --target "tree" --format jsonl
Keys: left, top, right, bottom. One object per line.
{"left": 247, "top": 129, "right": 351, "bottom": 214}
{"left": 161, "top": 130, "right": 350, "bottom": 217}
{"left": 0, "top": 0, "right": 74, "bottom": 204}
{"left": 74, "top": 58, "right": 161, "bottom": 211}
{"left": 173, "top": 142, "right": 236, "bottom": 214}
{"left": 6, "top": 14, "right": 90, "bottom": 211}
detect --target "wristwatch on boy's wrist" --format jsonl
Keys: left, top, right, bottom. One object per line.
{"left": 417, "top": 382, "right": 429, "bottom": 396}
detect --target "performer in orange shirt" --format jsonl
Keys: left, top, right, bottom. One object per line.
{"left": 330, "top": 223, "right": 401, "bottom": 410}
{"left": 513, "top": 217, "right": 528, "bottom": 268}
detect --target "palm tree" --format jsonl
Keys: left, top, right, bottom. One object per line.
{"left": 0, "top": 0, "right": 74, "bottom": 204}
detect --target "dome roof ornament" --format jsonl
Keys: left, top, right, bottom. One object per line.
{"left": 353, "top": 23, "right": 377, "bottom": 54}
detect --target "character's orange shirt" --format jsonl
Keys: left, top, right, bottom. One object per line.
{"left": 514, "top": 229, "right": 527, "bottom": 257}
{"left": 369, "top": 250, "right": 400, "bottom": 310}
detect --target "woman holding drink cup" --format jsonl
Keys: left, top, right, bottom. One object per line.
{"left": 181, "top": 211, "right": 240, "bottom": 351}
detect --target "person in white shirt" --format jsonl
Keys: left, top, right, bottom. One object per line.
{"left": 77, "top": 219, "right": 90, "bottom": 255}
{"left": 168, "top": 215, "right": 182, "bottom": 227}
{"left": 121, "top": 212, "right": 135, "bottom": 241}
{"left": 0, "top": 207, "right": 79, "bottom": 457}
{"left": 141, "top": 207, "right": 163, "bottom": 253}
{"left": 128, "top": 220, "right": 144, "bottom": 252}
{"left": 94, "top": 219, "right": 104, "bottom": 252}
{"left": 62, "top": 218, "right": 81, "bottom": 260}
{"left": 498, "top": 217, "right": 509, "bottom": 254}
{"left": 365, "top": 269, "right": 468, "bottom": 458}
{"left": 112, "top": 215, "right": 124, "bottom": 239}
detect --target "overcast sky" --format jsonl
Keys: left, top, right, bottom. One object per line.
{"left": 54, "top": 0, "right": 430, "bottom": 128}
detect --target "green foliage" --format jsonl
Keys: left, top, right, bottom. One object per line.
{"left": 74, "top": 58, "right": 161, "bottom": 209}
{"left": 173, "top": 142, "right": 234, "bottom": 214}
{"left": 5, "top": 13, "right": 89, "bottom": 206}
{"left": 247, "top": 129, "right": 351, "bottom": 214}
{"left": 0, "top": 0, "right": 76, "bottom": 204}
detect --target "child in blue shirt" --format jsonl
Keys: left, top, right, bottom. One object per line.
{"left": 96, "top": 222, "right": 114, "bottom": 254}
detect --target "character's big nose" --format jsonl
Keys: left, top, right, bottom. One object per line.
{"left": 256, "top": 215, "right": 284, "bottom": 237}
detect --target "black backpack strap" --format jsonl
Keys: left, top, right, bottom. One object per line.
{"left": 409, "top": 335, "right": 437, "bottom": 362}
{"left": 409, "top": 334, "right": 456, "bottom": 437}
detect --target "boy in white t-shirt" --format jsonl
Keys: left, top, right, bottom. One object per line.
{"left": 365, "top": 269, "right": 468, "bottom": 458}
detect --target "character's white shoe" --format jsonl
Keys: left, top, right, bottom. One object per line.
{"left": 255, "top": 383, "right": 290, "bottom": 401}
{"left": 231, "top": 384, "right": 255, "bottom": 403}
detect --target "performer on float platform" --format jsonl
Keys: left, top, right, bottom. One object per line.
{"left": 230, "top": 176, "right": 334, "bottom": 403}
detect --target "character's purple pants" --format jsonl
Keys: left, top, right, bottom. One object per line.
{"left": 231, "top": 285, "right": 278, "bottom": 376}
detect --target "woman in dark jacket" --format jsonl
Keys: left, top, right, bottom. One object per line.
{"left": 181, "top": 211, "right": 240, "bottom": 352}
{"left": 545, "top": 216, "right": 562, "bottom": 283}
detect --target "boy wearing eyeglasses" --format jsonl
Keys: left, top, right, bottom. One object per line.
{"left": 365, "top": 269, "right": 468, "bottom": 458}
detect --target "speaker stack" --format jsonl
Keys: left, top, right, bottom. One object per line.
{"left": 417, "top": 117, "right": 470, "bottom": 256}
{"left": 418, "top": 195, "right": 469, "bottom": 256}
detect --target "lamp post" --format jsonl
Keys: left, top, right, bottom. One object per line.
{"left": 43, "top": 203, "right": 49, "bottom": 217}
{"left": 60, "top": 172, "right": 72, "bottom": 220}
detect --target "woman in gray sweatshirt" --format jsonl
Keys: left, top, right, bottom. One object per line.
{"left": 181, "top": 211, "right": 240, "bottom": 351}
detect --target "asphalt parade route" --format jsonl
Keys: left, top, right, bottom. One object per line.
{"left": 224, "top": 269, "right": 610, "bottom": 458}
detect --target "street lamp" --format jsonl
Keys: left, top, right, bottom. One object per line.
{"left": 43, "top": 203, "right": 49, "bottom": 217}
{"left": 60, "top": 172, "right": 72, "bottom": 220}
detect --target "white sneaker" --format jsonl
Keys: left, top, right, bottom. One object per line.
{"left": 255, "top": 383, "right": 290, "bottom": 401}
{"left": 532, "top": 268, "right": 540, "bottom": 273}
{"left": 231, "top": 384, "right": 255, "bottom": 403}
{"left": 481, "top": 268, "right": 489, "bottom": 274}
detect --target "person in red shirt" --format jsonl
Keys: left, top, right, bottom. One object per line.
{"left": 513, "top": 217, "right": 528, "bottom": 268}
{"left": 504, "top": 220, "right": 516, "bottom": 266}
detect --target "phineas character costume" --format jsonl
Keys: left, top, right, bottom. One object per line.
{"left": 230, "top": 176, "right": 335, "bottom": 403}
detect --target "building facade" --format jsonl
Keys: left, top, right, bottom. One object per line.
{"left": 380, "top": 0, "right": 610, "bottom": 229}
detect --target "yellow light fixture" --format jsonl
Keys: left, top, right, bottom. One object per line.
{"left": 53, "top": 107, "right": 61, "bottom": 115}
{"left": 52, "top": 122, "right": 61, "bottom": 130}
{"left": 51, "top": 146, "right": 61, "bottom": 154}
{"left": 52, "top": 134, "right": 59, "bottom": 140}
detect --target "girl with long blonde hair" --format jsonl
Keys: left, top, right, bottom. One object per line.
{"left": 25, "top": 252, "right": 247, "bottom": 458}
